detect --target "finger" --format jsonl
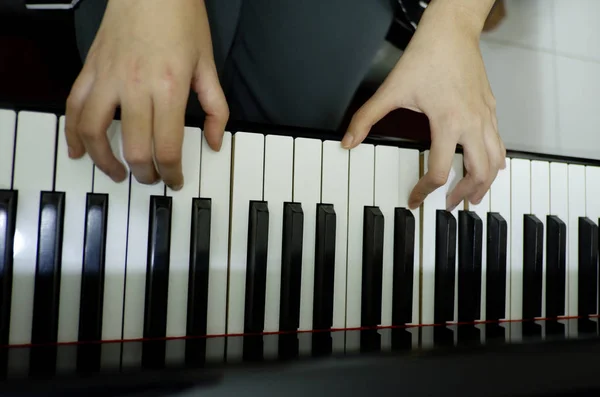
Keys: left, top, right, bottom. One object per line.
{"left": 470, "top": 129, "right": 502, "bottom": 203}
{"left": 194, "top": 61, "right": 229, "bottom": 151}
{"left": 152, "top": 78, "right": 188, "bottom": 191}
{"left": 446, "top": 133, "right": 489, "bottom": 210}
{"left": 77, "top": 85, "right": 127, "bottom": 182}
{"left": 408, "top": 133, "right": 457, "bottom": 209}
{"left": 65, "top": 68, "right": 95, "bottom": 159}
{"left": 121, "top": 89, "right": 159, "bottom": 185}
{"left": 343, "top": 89, "right": 394, "bottom": 149}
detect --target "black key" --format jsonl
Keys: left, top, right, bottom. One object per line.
{"left": 486, "top": 213, "right": 507, "bottom": 322}
{"left": 78, "top": 193, "right": 108, "bottom": 343}
{"left": 0, "top": 190, "right": 17, "bottom": 346}
{"left": 523, "top": 215, "right": 543, "bottom": 320}
{"left": 143, "top": 195, "right": 172, "bottom": 340}
{"left": 546, "top": 215, "right": 566, "bottom": 319}
{"left": 186, "top": 198, "right": 211, "bottom": 337}
{"left": 361, "top": 206, "right": 384, "bottom": 327}
{"left": 434, "top": 210, "right": 457, "bottom": 325}
{"left": 457, "top": 210, "right": 483, "bottom": 323}
{"left": 31, "top": 191, "right": 65, "bottom": 345}
{"left": 392, "top": 208, "right": 415, "bottom": 326}
{"left": 578, "top": 217, "right": 598, "bottom": 317}
{"left": 313, "top": 203, "right": 336, "bottom": 331}
{"left": 279, "top": 202, "right": 303, "bottom": 332}
{"left": 244, "top": 201, "right": 269, "bottom": 334}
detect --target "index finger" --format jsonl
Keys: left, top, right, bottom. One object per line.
{"left": 408, "top": 135, "right": 457, "bottom": 209}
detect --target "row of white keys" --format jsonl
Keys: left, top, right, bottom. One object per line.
{"left": 0, "top": 109, "right": 16, "bottom": 189}
{"left": 10, "top": 111, "right": 57, "bottom": 345}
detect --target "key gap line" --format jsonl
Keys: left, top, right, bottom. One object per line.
{"left": 224, "top": 132, "right": 236, "bottom": 360}
{"left": 9, "top": 112, "right": 18, "bottom": 191}
{"left": 118, "top": 172, "right": 133, "bottom": 370}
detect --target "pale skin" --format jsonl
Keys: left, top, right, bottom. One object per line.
{"left": 65, "top": 0, "right": 506, "bottom": 211}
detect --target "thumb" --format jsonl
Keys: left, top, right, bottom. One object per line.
{"left": 193, "top": 60, "right": 229, "bottom": 151}
{"left": 342, "top": 89, "right": 395, "bottom": 149}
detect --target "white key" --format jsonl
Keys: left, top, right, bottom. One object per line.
{"left": 489, "top": 158, "right": 511, "bottom": 321}
{"left": 227, "top": 132, "right": 264, "bottom": 335}
{"left": 166, "top": 126, "right": 201, "bottom": 338}
{"left": 398, "top": 148, "right": 420, "bottom": 325}
{"left": 55, "top": 116, "right": 94, "bottom": 343}
{"left": 374, "top": 145, "right": 399, "bottom": 327}
{"left": 122, "top": 174, "right": 165, "bottom": 339}
{"left": 94, "top": 122, "right": 129, "bottom": 341}
{"left": 10, "top": 111, "right": 57, "bottom": 345}
{"left": 421, "top": 152, "right": 463, "bottom": 325}
{"left": 586, "top": 165, "right": 600, "bottom": 316}
{"left": 201, "top": 132, "right": 232, "bottom": 335}
{"left": 469, "top": 188, "right": 490, "bottom": 322}
{"left": 449, "top": 154, "right": 463, "bottom": 324}
{"left": 346, "top": 143, "right": 374, "bottom": 328}
{"left": 530, "top": 161, "right": 549, "bottom": 319}
{"left": 0, "top": 109, "right": 16, "bottom": 189}
{"left": 263, "top": 135, "right": 293, "bottom": 332}
{"left": 295, "top": 138, "right": 322, "bottom": 331}
{"left": 510, "top": 158, "right": 531, "bottom": 321}
{"left": 567, "top": 164, "right": 585, "bottom": 318}
{"left": 549, "top": 162, "right": 568, "bottom": 318}
{"left": 321, "top": 141, "right": 349, "bottom": 329}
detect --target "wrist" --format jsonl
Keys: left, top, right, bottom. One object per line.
{"left": 419, "top": 0, "right": 496, "bottom": 38}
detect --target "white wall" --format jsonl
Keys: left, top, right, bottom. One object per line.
{"left": 481, "top": 0, "right": 600, "bottom": 160}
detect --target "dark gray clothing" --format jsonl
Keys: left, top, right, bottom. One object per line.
{"left": 74, "top": 0, "right": 396, "bottom": 131}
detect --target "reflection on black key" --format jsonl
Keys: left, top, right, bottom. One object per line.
{"left": 578, "top": 217, "right": 598, "bottom": 317}
{"left": 78, "top": 193, "right": 108, "bottom": 343}
{"left": 392, "top": 208, "right": 415, "bottom": 326}
{"left": 360, "top": 329, "right": 381, "bottom": 353}
{"left": 523, "top": 215, "right": 543, "bottom": 320}
{"left": 546, "top": 215, "right": 566, "bottom": 319}
{"left": 312, "top": 332, "right": 332, "bottom": 357}
{"left": 143, "top": 195, "right": 172, "bottom": 340}
{"left": 313, "top": 204, "right": 336, "bottom": 330}
{"left": 187, "top": 198, "right": 211, "bottom": 337}
{"left": 280, "top": 202, "right": 303, "bottom": 332}
{"left": 278, "top": 333, "right": 299, "bottom": 361}
{"left": 244, "top": 201, "right": 269, "bottom": 334}
{"left": 0, "top": 190, "right": 17, "bottom": 346}
{"left": 31, "top": 191, "right": 65, "bottom": 345}
{"left": 362, "top": 206, "right": 384, "bottom": 327}
{"left": 458, "top": 210, "right": 482, "bottom": 322}
{"left": 486, "top": 213, "right": 507, "bottom": 321}
{"left": 76, "top": 343, "right": 102, "bottom": 374}
{"left": 434, "top": 210, "right": 456, "bottom": 325}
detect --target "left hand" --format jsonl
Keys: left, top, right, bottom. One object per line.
{"left": 342, "top": 0, "right": 506, "bottom": 211}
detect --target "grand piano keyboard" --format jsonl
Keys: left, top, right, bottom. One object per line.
{"left": 2, "top": 108, "right": 600, "bottom": 380}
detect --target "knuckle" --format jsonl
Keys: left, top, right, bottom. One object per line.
{"left": 155, "top": 146, "right": 181, "bottom": 168}
{"left": 124, "top": 148, "right": 152, "bottom": 168}
{"left": 428, "top": 171, "right": 449, "bottom": 187}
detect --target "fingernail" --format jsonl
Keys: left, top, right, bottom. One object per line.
{"left": 341, "top": 134, "right": 354, "bottom": 149}
{"left": 68, "top": 146, "right": 76, "bottom": 158}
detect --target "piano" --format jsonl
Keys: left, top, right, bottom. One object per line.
{"left": 2, "top": 105, "right": 600, "bottom": 396}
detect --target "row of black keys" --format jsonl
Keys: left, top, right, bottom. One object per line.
{"left": 436, "top": 210, "right": 600, "bottom": 324}
{"left": 1, "top": 188, "right": 598, "bottom": 345}
{"left": 0, "top": 189, "right": 417, "bottom": 345}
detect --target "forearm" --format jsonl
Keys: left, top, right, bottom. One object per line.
{"left": 420, "top": 0, "right": 497, "bottom": 37}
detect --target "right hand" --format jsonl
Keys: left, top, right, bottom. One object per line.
{"left": 66, "top": 0, "right": 228, "bottom": 190}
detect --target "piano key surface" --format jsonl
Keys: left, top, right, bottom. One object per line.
{"left": 2, "top": 107, "right": 600, "bottom": 352}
